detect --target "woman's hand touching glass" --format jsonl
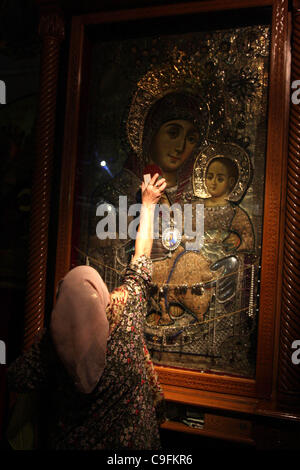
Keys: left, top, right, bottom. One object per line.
{"left": 132, "top": 174, "right": 166, "bottom": 262}
{"left": 141, "top": 173, "right": 167, "bottom": 207}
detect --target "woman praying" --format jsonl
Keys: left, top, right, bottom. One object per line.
{"left": 7, "top": 173, "right": 167, "bottom": 450}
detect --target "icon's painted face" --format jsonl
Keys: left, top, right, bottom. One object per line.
{"left": 205, "top": 160, "right": 235, "bottom": 199}
{"left": 150, "top": 120, "right": 200, "bottom": 173}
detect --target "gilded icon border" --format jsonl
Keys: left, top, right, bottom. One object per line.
{"left": 53, "top": 0, "right": 290, "bottom": 403}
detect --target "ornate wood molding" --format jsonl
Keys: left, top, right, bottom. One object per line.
{"left": 52, "top": 0, "right": 290, "bottom": 402}
{"left": 277, "top": 0, "right": 300, "bottom": 408}
{"left": 54, "top": 16, "right": 84, "bottom": 290}
{"left": 23, "top": 4, "right": 65, "bottom": 351}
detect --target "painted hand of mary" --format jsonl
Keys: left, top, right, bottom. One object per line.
{"left": 209, "top": 255, "right": 239, "bottom": 302}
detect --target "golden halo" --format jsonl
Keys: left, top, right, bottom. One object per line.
{"left": 192, "top": 142, "right": 252, "bottom": 202}
{"left": 126, "top": 60, "right": 210, "bottom": 160}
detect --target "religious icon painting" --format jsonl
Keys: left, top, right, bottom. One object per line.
{"left": 55, "top": 2, "right": 289, "bottom": 398}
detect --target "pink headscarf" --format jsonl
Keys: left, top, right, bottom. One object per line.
{"left": 50, "top": 266, "right": 110, "bottom": 394}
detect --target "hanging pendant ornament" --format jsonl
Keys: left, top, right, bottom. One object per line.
{"left": 162, "top": 226, "right": 182, "bottom": 251}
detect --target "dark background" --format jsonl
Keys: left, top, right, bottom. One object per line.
{"left": 0, "top": 0, "right": 40, "bottom": 446}
{"left": 0, "top": 0, "right": 298, "bottom": 454}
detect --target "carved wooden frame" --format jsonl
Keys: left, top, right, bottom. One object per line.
{"left": 29, "top": 0, "right": 296, "bottom": 412}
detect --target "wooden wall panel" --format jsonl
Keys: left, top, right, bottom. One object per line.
{"left": 23, "top": 5, "right": 65, "bottom": 351}
{"left": 277, "top": 0, "right": 300, "bottom": 409}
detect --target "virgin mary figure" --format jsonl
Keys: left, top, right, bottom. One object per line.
{"left": 88, "top": 67, "right": 256, "bottom": 374}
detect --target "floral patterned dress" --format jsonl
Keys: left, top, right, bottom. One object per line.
{"left": 8, "top": 255, "right": 165, "bottom": 450}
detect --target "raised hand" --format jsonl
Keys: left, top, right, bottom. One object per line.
{"left": 141, "top": 173, "right": 166, "bottom": 207}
